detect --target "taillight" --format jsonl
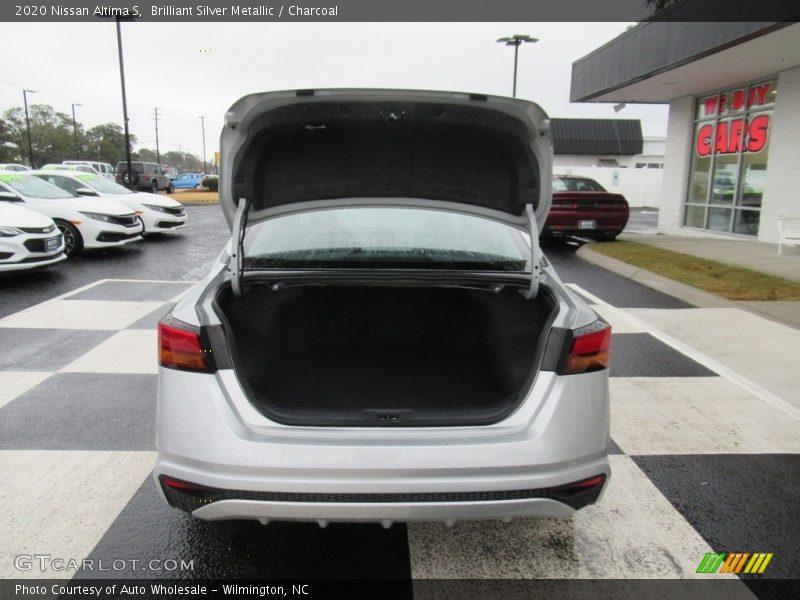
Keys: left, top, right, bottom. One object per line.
{"left": 158, "top": 320, "right": 212, "bottom": 372}
{"left": 559, "top": 321, "right": 611, "bottom": 375}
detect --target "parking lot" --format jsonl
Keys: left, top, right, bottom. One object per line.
{"left": 0, "top": 204, "right": 798, "bottom": 594}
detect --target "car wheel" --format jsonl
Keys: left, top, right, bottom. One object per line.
{"left": 167, "top": 183, "right": 175, "bottom": 194}
{"left": 194, "top": 184, "right": 201, "bottom": 190}
{"left": 151, "top": 181, "right": 159, "bottom": 194}
{"left": 55, "top": 220, "right": 83, "bottom": 257}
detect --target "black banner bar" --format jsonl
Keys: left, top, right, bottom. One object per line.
{"left": 2, "top": 0, "right": 800, "bottom": 23}
{"left": 1, "top": 579, "right": 799, "bottom": 600}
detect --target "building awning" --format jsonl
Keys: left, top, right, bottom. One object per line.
{"left": 571, "top": 7, "right": 800, "bottom": 104}
{"left": 550, "top": 119, "right": 643, "bottom": 156}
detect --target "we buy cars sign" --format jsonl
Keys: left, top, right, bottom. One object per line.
{"left": 695, "top": 82, "right": 773, "bottom": 157}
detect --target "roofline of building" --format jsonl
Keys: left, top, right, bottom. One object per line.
{"left": 571, "top": 5, "right": 798, "bottom": 103}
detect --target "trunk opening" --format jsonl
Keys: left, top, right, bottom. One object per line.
{"left": 214, "top": 283, "right": 557, "bottom": 426}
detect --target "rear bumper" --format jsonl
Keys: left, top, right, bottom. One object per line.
{"left": 543, "top": 209, "right": 629, "bottom": 237}
{"left": 155, "top": 367, "right": 611, "bottom": 524}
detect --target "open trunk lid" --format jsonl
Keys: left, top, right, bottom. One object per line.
{"left": 219, "top": 89, "right": 553, "bottom": 297}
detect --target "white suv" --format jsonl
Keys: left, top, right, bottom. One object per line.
{"left": 155, "top": 90, "right": 611, "bottom": 525}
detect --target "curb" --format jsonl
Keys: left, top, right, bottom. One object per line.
{"left": 175, "top": 199, "right": 220, "bottom": 206}
{"left": 575, "top": 244, "right": 738, "bottom": 309}
{"left": 575, "top": 244, "right": 800, "bottom": 329}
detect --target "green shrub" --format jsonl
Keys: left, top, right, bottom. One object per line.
{"left": 201, "top": 175, "right": 218, "bottom": 191}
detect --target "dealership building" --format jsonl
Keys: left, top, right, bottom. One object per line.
{"left": 571, "top": 18, "right": 800, "bottom": 243}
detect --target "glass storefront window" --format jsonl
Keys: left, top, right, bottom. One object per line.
{"left": 684, "top": 79, "right": 777, "bottom": 236}
{"left": 684, "top": 204, "right": 706, "bottom": 228}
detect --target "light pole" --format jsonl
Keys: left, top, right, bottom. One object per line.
{"left": 71, "top": 102, "right": 82, "bottom": 159}
{"left": 22, "top": 89, "right": 36, "bottom": 167}
{"left": 198, "top": 116, "right": 206, "bottom": 173}
{"left": 115, "top": 18, "right": 134, "bottom": 186}
{"left": 496, "top": 35, "right": 538, "bottom": 97}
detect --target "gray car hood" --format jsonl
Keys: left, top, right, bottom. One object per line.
{"left": 219, "top": 89, "right": 553, "bottom": 233}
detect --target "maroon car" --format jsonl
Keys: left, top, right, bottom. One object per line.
{"left": 542, "top": 175, "right": 629, "bottom": 241}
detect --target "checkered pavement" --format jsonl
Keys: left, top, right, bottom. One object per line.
{"left": 0, "top": 278, "right": 798, "bottom": 586}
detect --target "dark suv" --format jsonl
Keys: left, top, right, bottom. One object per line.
{"left": 116, "top": 161, "right": 174, "bottom": 193}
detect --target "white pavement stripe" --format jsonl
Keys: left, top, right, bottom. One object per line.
{"left": 407, "top": 456, "right": 746, "bottom": 581}
{"left": 0, "top": 299, "right": 165, "bottom": 330}
{"left": 0, "top": 372, "right": 52, "bottom": 409}
{"left": 566, "top": 284, "right": 800, "bottom": 423}
{"left": 627, "top": 307, "right": 800, "bottom": 408}
{"left": 0, "top": 450, "right": 155, "bottom": 579}
{"left": 60, "top": 330, "right": 158, "bottom": 374}
{"left": 611, "top": 378, "right": 800, "bottom": 455}
{"left": 49, "top": 279, "right": 111, "bottom": 301}
{"left": 589, "top": 304, "right": 646, "bottom": 334}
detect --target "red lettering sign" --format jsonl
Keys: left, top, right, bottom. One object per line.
{"left": 701, "top": 82, "right": 772, "bottom": 117}
{"left": 696, "top": 124, "right": 713, "bottom": 156}
{"left": 747, "top": 115, "right": 769, "bottom": 152}
{"left": 695, "top": 115, "right": 770, "bottom": 156}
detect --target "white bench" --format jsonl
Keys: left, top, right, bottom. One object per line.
{"left": 777, "top": 215, "right": 800, "bottom": 255}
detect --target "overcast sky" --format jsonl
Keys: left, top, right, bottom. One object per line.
{"left": 0, "top": 22, "right": 669, "bottom": 160}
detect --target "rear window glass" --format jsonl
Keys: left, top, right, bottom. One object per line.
{"left": 553, "top": 178, "right": 606, "bottom": 192}
{"left": 243, "top": 208, "right": 529, "bottom": 272}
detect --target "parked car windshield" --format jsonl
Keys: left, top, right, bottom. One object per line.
{"left": 0, "top": 173, "right": 74, "bottom": 199}
{"left": 553, "top": 177, "right": 606, "bottom": 192}
{"left": 244, "top": 207, "right": 529, "bottom": 271}
{"left": 75, "top": 173, "right": 133, "bottom": 194}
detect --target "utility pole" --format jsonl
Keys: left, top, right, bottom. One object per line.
{"left": 23, "top": 89, "right": 36, "bottom": 167}
{"left": 71, "top": 103, "right": 82, "bottom": 159}
{"left": 115, "top": 18, "right": 133, "bottom": 186}
{"left": 496, "top": 35, "right": 538, "bottom": 97}
{"left": 154, "top": 107, "right": 161, "bottom": 164}
{"left": 199, "top": 115, "right": 206, "bottom": 173}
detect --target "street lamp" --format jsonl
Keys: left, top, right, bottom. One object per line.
{"left": 22, "top": 89, "right": 36, "bottom": 167}
{"left": 71, "top": 103, "right": 83, "bottom": 159}
{"left": 496, "top": 35, "right": 538, "bottom": 98}
{"left": 198, "top": 116, "right": 206, "bottom": 173}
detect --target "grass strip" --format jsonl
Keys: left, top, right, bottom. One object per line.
{"left": 590, "top": 241, "right": 800, "bottom": 301}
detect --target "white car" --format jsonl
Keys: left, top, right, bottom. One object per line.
{"left": 40, "top": 163, "right": 99, "bottom": 175}
{"left": 33, "top": 171, "right": 187, "bottom": 235}
{"left": 0, "top": 173, "right": 143, "bottom": 256}
{"left": 0, "top": 163, "right": 31, "bottom": 172}
{"left": 155, "top": 89, "right": 611, "bottom": 525}
{"left": 0, "top": 202, "right": 66, "bottom": 272}
{"left": 63, "top": 160, "right": 116, "bottom": 180}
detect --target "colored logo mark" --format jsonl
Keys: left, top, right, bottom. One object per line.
{"left": 697, "top": 552, "right": 773, "bottom": 574}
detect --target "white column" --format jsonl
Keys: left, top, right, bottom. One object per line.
{"left": 657, "top": 96, "right": 694, "bottom": 234}
{"left": 758, "top": 65, "right": 800, "bottom": 243}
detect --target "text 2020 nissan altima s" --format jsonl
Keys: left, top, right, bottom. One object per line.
{"left": 155, "top": 89, "right": 611, "bottom": 526}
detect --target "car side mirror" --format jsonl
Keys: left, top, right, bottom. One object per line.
{"left": 0, "top": 191, "right": 22, "bottom": 202}
{"left": 75, "top": 187, "right": 98, "bottom": 197}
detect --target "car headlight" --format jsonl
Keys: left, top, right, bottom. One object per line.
{"left": 0, "top": 225, "right": 24, "bottom": 237}
{"left": 79, "top": 211, "right": 116, "bottom": 223}
{"left": 142, "top": 204, "right": 174, "bottom": 214}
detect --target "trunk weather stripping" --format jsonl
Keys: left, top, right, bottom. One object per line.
{"left": 231, "top": 197, "right": 250, "bottom": 297}
{"left": 523, "top": 203, "right": 542, "bottom": 299}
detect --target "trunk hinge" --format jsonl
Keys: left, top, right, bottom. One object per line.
{"left": 522, "top": 203, "right": 541, "bottom": 299}
{"left": 230, "top": 197, "right": 250, "bottom": 297}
